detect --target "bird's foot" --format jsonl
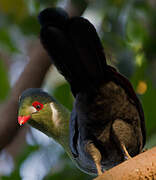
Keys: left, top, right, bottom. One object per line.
{"left": 121, "top": 143, "right": 132, "bottom": 160}
{"left": 85, "top": 141, "right": 103, "bottom": 175}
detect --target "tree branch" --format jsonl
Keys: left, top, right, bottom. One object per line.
{"left": 94, "top": 147, "right": 156, "bottom": 180}
{"left": 0, "top": 41, "right": 51, "bottom": 150}
{"left": 0, "top": 1, "right": 88, "bottom": 150}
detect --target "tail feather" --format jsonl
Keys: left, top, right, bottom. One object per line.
{"left": 38, "top": 7, "right": 69, "bottom": 29}
{"left": 40, "top": 26, "right": 90, "bottom": 95}
{"left": 66, "top": 17, "right": 107, "bottom": 82}
{"left": 39, "top": 8, "right": 107, "bottom": 95}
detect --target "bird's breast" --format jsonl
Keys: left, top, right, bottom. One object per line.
{"left": 71, "top": 81, "right": 142, "bottom": 174}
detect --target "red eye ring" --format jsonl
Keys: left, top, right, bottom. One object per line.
{"left": 32, "top": 101, "right": 43, "bottom": 111}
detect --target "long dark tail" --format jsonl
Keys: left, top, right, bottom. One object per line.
{"left": 39, "top": 8, "right": 107, "bottom": 95}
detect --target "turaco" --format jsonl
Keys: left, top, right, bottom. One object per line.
{"left": 18, "top": 7, "right": 146, "bottom": 176}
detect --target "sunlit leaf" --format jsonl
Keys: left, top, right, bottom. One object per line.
{"left": 135, "top": 53, "right": 144, "bottom": 67}
{"left": 136, "top": 80, "right": 147, "bottom": 95}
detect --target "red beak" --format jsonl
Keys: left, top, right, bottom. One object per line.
{"left": 18, "top": 115, "right": 31, "bottom": 126}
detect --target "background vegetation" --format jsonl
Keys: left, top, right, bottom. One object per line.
{"left": 0, "top": 0, "right": 156, "bottom": 179}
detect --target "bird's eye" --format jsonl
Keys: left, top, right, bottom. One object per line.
{"left": 32, "top": 101, "right": 44, "bottom": 111}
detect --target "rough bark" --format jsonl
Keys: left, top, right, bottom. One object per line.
{"left": 94, "top": 147, "right": 156, "bottom": 180}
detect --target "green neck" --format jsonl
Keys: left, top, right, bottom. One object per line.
{"left": 29, "top": 102, "right": 71, "bottom": 154}
{"left": 52, "top": 104, "right": 71, "bottom": 151}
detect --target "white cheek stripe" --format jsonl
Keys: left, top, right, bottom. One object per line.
{"left": 50, "top": 103, "right": 59, "bottom": 126}
{"left": 29, "top": 106, "right": 37, "bottom": 114}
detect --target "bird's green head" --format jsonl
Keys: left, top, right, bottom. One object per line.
{"left": 18, "top": 88, "right": 54, "bottom": 125}
{"left": 18, "top": 88, "right": 70, "bottom": 140}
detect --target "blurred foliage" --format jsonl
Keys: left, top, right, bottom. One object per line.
{"left": 53, "top": 83, "right": 74, "bottom": 111}
{"left": 0, "top": 0, "right": 156, "bottom": 179}
{"left": 0, "top": 59, "right": 10, "bottom": 101}
{"left": 0, "top": 28, "right": 18, "bottom": 52}
{"left": 44, "top": 152, "right": 90, "bottom": 180}
{"left": 0, "top": 0, "right": 28, "bottom": 22}
{"left": 1, "top": 145, "right": 39, "bottom": 180}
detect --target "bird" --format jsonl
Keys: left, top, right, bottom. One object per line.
{"left": 18, "top": 88, "right": 99, "bottom": 175}
{"left": 18, "top": 7, "right": 146, "bottom": 176}
{"left": 18, "top": 88, "right": 71, "bottom": 154}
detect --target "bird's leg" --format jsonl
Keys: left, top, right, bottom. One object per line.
{"left": 86, "top": 141, "right": 103, "bottom": 175}
{"left": 112, "top": 119, "right": 134, "bottom": 160}
{"left": 121, "top": 143, "right": 132, "bottom": 160}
